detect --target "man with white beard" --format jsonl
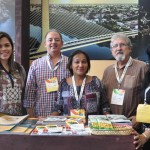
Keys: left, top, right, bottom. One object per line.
{"left": 102, "top": 32, "right": 148, "bottom": 130}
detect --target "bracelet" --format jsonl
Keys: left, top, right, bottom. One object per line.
{"left": 142, "top": 133, "right": 148, "bottom": 141}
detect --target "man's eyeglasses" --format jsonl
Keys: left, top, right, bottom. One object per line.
{"left": 111, "top": 43, "right": 128, "bottom": 48}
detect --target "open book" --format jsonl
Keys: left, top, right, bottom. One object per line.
{"left": 0, "top": 113, "right": 29, "bottom": 125}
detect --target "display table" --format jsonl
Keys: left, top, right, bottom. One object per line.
{"left": 0, "top": 134, "right": 135, "bottom": 150}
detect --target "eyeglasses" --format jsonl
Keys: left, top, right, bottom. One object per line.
{"left": 111, "top": 43, "right": 128, "bottom": 48}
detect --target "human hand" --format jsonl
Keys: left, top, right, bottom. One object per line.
{"left": 27, "top": 108, "right": 36, "bottom": 118}
{"left": 128, "top": 116, "right": 142, "bottom": 130}
{"left": 132, "top": 130, "right": 147, "bottom": 150}
{"left": 50, "top": 111, "right": 59, "bottom": 116}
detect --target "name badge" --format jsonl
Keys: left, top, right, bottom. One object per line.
{"left": 45, "top": 77, "right": 58, "bottom": 92}
{"left": 111, "top": 89, "right": 125, "bottom": 105}
{"left": 70, "top": 109, "right": 85, "bottom": 117}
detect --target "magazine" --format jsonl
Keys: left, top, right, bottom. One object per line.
{"left": 106, "top": 114, "right": 131, "bottom": 123}
{"left": 0, "top": 113, "right": 29, "bottom": 125}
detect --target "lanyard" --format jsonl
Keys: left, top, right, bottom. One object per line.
{"left": 115, "top": 57, "right": 132, "bottom": 88}
{"left": 47, "top": 55, "right": 63, "bottom": 72}
{"left": 72, "top": 76, "right": 86, "bottom": 102}
{"left": 144, "top": 86, "right": 150, "bottom": 104}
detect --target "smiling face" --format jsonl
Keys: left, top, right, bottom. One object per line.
{"left": 111, "top": 38, "right": 132, "bottom": 62}
{"left": 0, "top": 37, "right": 13, "bottom": 63}
{"left": 44, "top": 31, "right": 63, "bottom": 55}
{"left": 71, "top": 53, "right": 89, "bottom": 77}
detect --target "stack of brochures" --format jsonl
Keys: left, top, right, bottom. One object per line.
{"left": 88, "top": 114, "right": 132, "bottom": 135}
{"left": 31, "top": 116, "right": 91, "bottom": 136}
{"left": 39, "top": 116, "right": 67, "bottom": 126}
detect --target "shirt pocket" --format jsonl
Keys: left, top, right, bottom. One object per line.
{"left": 124, "top": 75, "right": 136, "bottom": 89}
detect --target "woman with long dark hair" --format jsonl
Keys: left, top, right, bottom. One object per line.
{"left": 0, "top": 32, "right": 26, "bottom": 115}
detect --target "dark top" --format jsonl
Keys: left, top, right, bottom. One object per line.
{"left": 55, "top": 76, "right": 110, "bottom": 116}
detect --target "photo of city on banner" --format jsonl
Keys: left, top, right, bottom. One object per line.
{"left": 0, "top": 0, "right": 15, "bottom": 44}
{"left": 1, "top": 0, "right": 150, "bottom": 62}
{"left": 29, "top": 0, "right": 150, "bottom": 62}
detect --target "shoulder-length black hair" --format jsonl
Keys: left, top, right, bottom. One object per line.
{"left": 67, "top": 50, "right": 91, "bottom": 75}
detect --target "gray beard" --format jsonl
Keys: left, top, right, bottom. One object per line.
{"left": 115, "top": 54, "right": 125, "bottom": 61}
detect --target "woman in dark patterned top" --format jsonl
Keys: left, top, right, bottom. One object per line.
{"left": 133, "top": 45, "right": 150, "bottom": 150}
{"left": 0, "top": 32, "right": 26, "bottom": 115}
{"left": 55, "top": 50, "right": 110, "bottom": 118}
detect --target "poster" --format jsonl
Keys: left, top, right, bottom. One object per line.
{"left": 0, "top": 0, "right": 15, "bottom": 42}
{"left": 29, "top": 0, "right": 150, "bottom": 62}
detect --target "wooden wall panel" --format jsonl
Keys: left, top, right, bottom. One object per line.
{"left": 15, "top": 0, "right": 30, "bottom": 73}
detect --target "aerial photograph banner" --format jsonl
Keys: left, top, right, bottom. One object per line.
{"left": 29, "top": 0, "right": 150, "bottom": 62}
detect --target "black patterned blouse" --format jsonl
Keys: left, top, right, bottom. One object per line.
{"left": 55, "top": 76, "right": 110, "bottom": 116}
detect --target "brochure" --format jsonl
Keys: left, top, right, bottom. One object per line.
{"left": 106, "top": 114, "right": 131, "bottom": 123}
{"left": 0, "top": 114, "right": 29, "bottom": 125}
